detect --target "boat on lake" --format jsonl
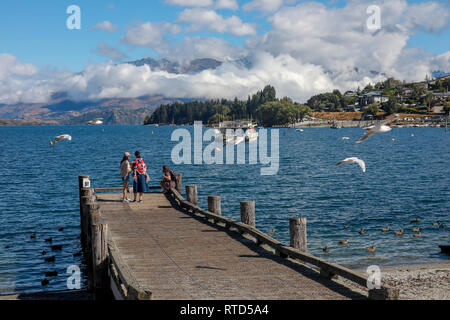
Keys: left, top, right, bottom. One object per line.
{"left": 214, "top": 120, "right": 258, "bottom": 145}
{"left": 88, "top": 118, "right": 103, "bottom": 125}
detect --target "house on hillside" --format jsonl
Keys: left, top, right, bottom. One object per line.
{"left": 359, "top": 91, "right": 389, "bottom": 106}
{"left": 432, "top": 92, "right": 450, "bottom": 101}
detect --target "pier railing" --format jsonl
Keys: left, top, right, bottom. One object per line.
{"left": 166, "top": 185, "right": 399, "bottom": 300}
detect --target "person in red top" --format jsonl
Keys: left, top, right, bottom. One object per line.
{"left": 132, "top": 151, "right": 149, "bottom": 202}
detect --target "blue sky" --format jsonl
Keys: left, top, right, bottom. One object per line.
{"left": 0, "top": 0, "right": 448, "bottom": 72}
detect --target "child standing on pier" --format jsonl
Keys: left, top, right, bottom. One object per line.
{"left": 120, "top": 152, "right": 132, "bottom": 203}
{"left": 132, "top": 151, "right": 149, "bottom": 202}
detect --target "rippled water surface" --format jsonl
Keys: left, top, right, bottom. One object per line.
{"left": 0, "top": 125, "right": 449, "bottom": 294}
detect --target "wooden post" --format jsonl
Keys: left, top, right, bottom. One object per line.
{"left": 186, "top": 185, "right": 198, "bottom": 206}
{"left": 79, "top": 188, "right": 93, "bottom": 249}
{"left": 369, "top": 288, "right": 399, "bottom": 300}
{"left": 78, "top": 175, "right": 90, "bottom": 203}
{"left": 240, "top": 201, "right": 255, "bottom": 228}
{"left": 91, "top": 223, "right": 109, "bottom": 292}
{"left": 86, "top": 202, "right": 99, "bottom": 292}
{"left": 289, "top": 218, "right": 307, "bottom": 252}
{"left": 208, "top": 196, "right": 221, "bottom": 216}
{"left": 176, "top": 173, "right": 182, "bottom": 194}
{"left": 78, "top": 176, "right": 90, "bottom": 243}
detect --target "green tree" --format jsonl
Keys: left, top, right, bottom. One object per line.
{"left": 382, "top": 97, "right": 398, "bottom": 115}
{"left": 365, "top": 104, "right": 379, "bottom": 117}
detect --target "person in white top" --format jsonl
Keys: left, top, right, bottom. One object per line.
{"left": 120, "top": 152, "right": 132, "bottom": 202}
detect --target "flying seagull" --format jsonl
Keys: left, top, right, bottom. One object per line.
{"left": 336, "top": 157, "right": 366, "bottom": 172}
{"left": 55, "top": 134, "right": 72, "bottom": 142}
{"left": 356, "top": 114, "right": 399, "bottom": 143}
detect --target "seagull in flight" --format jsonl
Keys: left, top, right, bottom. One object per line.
{"left": 55, "top": 134, "right": 72, "bottom": 142}
{"left": 336, "top": 157, "right": 366, "bottom": 172}
{"left": 356, "top": 114, "right": 399, "bottom": 143}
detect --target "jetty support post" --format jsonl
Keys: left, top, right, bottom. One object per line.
{"left": 176, "top": 173, "right": 183, "bottom": 194}
{"left": 208, "top": 195, "right": 221, "bottom": 224}
{"left": 91, "top": 222, "right": 109, "bottom": 294}
{"left": 289, "top": 218, "right": 307, "bottom": 252}
{"left": 78, "top": 175, "right": 90, "bottom": 204}
{"left": 86, "top": 202, "right": 100, "bottom": 292}
{"left": 78, "top": 175, "right": 90, "bottom": 242}
{"left": 208, "top": 196, "right": 221, "bottom": 215}
{"left": 186, "top": 185, "right": 198, "bottom": 206}
{"left": 79, "top": 188, "right": 94, "bottom": 249}
{"left": 240, "top": 201, "right": 255, "bottom": 228}
{"left": 369, "top": 287, "right": 400, "bottom": 300}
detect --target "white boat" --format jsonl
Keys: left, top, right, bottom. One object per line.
{"left": 214, "top": 120, "right": 258, "bottom": 145}
{"left": 88, "top": 118, "right": 103, "bottom": 125}
{"left": 245, "top": 126, "right": 259, "bottom": 142}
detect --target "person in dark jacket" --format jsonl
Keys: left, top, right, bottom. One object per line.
{"left": 160, "top": 165, "right": 177, "bottom": 192}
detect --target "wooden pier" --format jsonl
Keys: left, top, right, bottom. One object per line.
{"left": 78, "top": 175, "right": 399, "bottom": 300}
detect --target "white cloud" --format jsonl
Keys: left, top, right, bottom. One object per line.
{"left": 121, "top": 22, "right": 181, "bottom": 52}
{"left": 249, "top": 0, "right": 450, "bottom": 83}
{"left": 166, "top": 36, "right": 247, "bottom": 62}
{"left": 96, "top": 42, "right": 127, "bottom": 60}
{"left": 215, "top": 0, "right": 239, "bottom": 10}
{"left": 91, "top": 21, "right": 118, "bottom": 33}
{"left": 165, "top": 0, "right": 213, "bottom": 7}
{"left": 243, "top": 0, "right": 283, "bottom": 12}
{"left": 178, "top": 8, "right": 256, "bottom": 35}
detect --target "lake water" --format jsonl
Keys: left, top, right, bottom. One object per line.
{"left": 0, "top": 125, "right": 448, "bottom": 294}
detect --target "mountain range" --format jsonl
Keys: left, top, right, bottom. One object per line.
{"left": 1, "top": 56, "right": 448, "bottom": 125}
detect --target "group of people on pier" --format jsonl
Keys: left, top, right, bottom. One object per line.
{"left": 119, "top": 151, "right": 177, "bottom": 202}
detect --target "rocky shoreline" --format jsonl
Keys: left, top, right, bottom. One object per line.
{"left": 379, "top": 262, "right": 450, "bottom": 300}
{"left": 344, "top": 262, "right": 450, "bottom": 300}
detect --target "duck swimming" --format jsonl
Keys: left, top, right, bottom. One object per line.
{"left": 322, "top": 246, "right": 330, "bottom": 253}
{"left": 412, "top": 227, "right": 420, "bottom": 232}
{"left": 45, "top": 271, "right": 58, "bottom": 277}
{"left": 410, "top": 218, "right": 420, "bottom": 223}
{"left": 359, "top": 228, "right": 365, "bottom": 235}
{"left": 394, "top": 229, "right": 404, "bottom": 236}
{"left": 367, "top": 246, "right": 376, "bottom": 252}
{"left": 45, "top": 256, "right": 55, "bottom": 263}
{"left": 381, "top": 227, "right": 390, "bottom": 232}
{"left": 338, "top": 239, "right": 349, "bottom": 245}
